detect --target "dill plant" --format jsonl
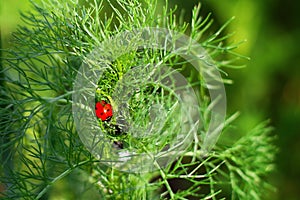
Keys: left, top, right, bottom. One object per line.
{"left": 0, "top": 0, "right": 277, "bottom": 199}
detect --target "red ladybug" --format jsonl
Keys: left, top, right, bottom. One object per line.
{"left": 95, "top": 100, "right": 113, "bottom": 121}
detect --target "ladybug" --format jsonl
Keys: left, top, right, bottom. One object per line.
{"left": 95, "top": 100, "right": 113, "bottom": 121}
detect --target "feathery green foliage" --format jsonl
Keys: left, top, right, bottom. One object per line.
{"left": 0, "top": 0, "right": 276, "bottom": 199}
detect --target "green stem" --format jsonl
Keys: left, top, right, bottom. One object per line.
{"left": 35, "top": 159, "right": 93, "bottom": 200}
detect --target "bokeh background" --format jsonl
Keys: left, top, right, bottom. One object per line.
{"left": 1, "top": 0, "right": 299, "bottom": 199}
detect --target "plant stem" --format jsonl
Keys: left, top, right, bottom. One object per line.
{"left": 35, "top": 159, "right": 94, "bottom": 199}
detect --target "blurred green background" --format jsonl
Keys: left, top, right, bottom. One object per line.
{"left": 1, "top": 0, "right": 299, "bottom": 199}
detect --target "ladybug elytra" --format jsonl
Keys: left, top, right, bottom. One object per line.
{"left": 95, "top": 100, "right": 113, "bottom": 121}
